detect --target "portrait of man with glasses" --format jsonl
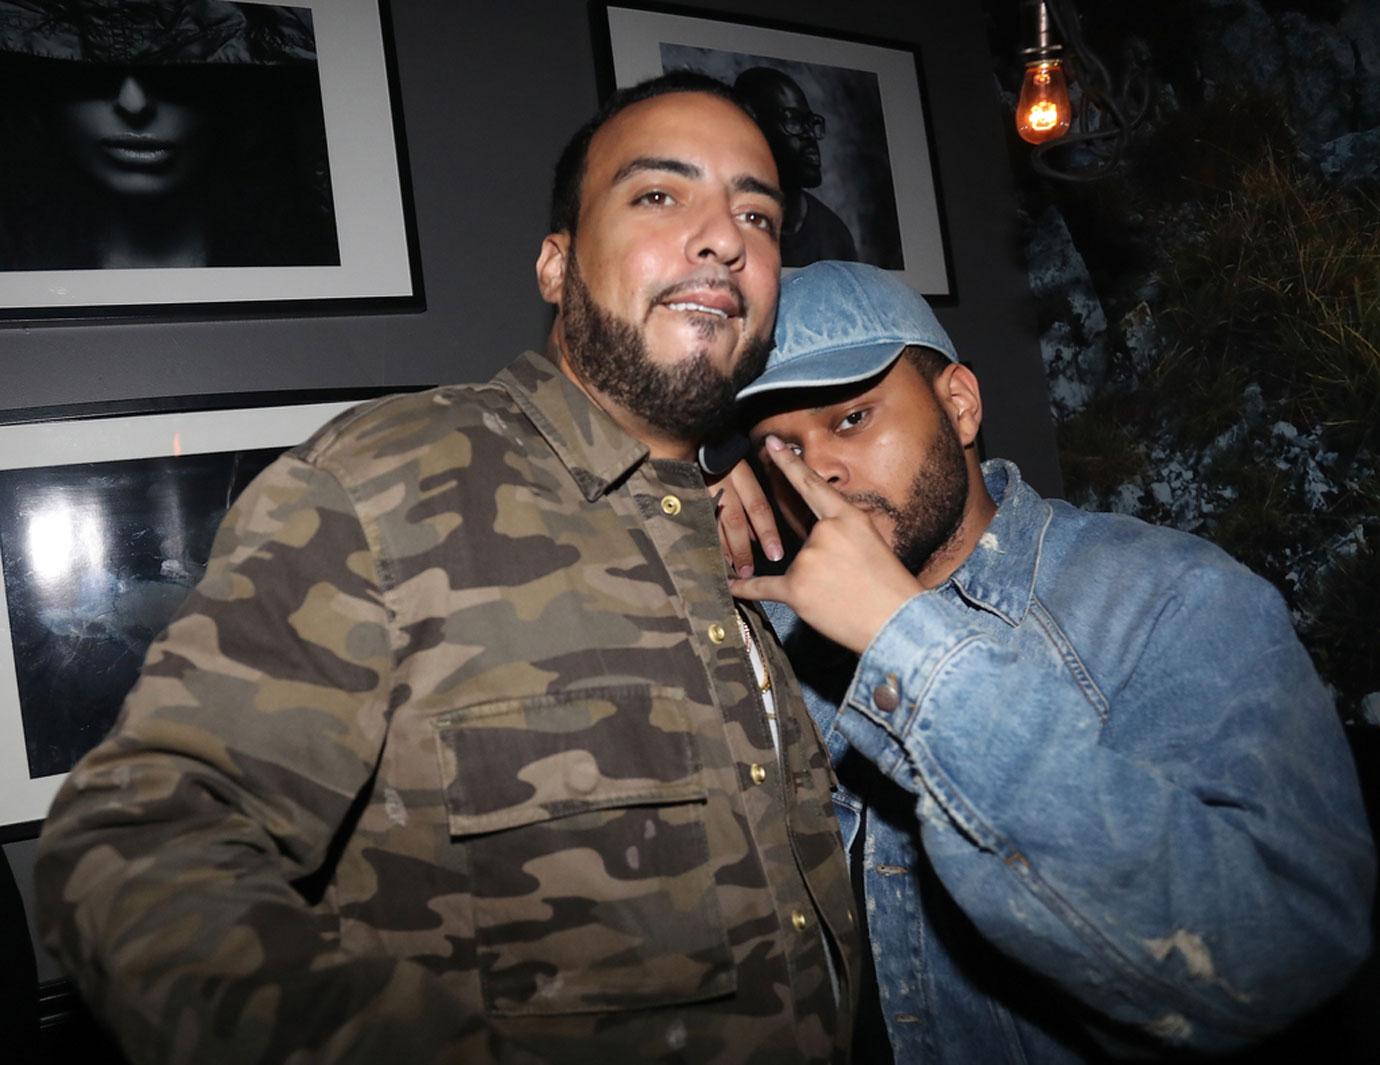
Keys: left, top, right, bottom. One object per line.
{"left": 659, "top": 46, "right": 907, "bottom": 271}
{"left": 734, "top": 66, "right": 859, "bottom": 266}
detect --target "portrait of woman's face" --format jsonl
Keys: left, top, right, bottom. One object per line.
{"left": 50, "top": 67, "right": 211, "bottom": 199}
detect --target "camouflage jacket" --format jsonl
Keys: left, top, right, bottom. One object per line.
{"left": 37, "top": 351, "right": 860, "bottom": 1065}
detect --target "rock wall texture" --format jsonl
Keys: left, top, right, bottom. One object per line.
{"left": 990, "top": 0, "right": 1379, "bottom": 724}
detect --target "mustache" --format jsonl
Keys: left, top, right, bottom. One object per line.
{"left": 843, "top": 490, "right": 902, "bottom": 520}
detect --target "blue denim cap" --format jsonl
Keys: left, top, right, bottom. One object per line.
{"left": 737, "top": 261, "right": 958, "bottom": 402}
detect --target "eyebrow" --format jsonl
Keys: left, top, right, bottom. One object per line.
{"left": 611, "top": 156, "right": 784, "bottom": 206}
{"left": 611, "top": 156, "right": 700, "bottom": 185}
{"left": 734, "top": 174, "right": 785, "bottom": 206}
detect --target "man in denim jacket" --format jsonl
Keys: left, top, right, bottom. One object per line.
{"left": 729, "top": 261, "right": 1376, "bottom": 1062}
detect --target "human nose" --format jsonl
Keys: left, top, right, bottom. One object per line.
{"left": 687, "top": 196, "right": 746, "bottom": 268}
{"left": 799, "top": 440, "right": 847, "bottom": 487}
{"left": 114, "top": 75, "right": 154, "bottom": 121}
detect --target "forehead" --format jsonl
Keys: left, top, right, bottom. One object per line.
{"left": 583, "top": 91, "right": 775, "bottom": 191}
{"left": 765, "top": 78, "right": 808, "bottom": 112}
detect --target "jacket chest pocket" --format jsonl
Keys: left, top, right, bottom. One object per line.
{"left": 433, "top": 684, "right": 736, "bottom": 1015}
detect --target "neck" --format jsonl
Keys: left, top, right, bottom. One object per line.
{"left": 92, "top": 197, "right": 208, "bottom": 268}
{"left": 547, "top": 334, "right": 696, "bottom": 463}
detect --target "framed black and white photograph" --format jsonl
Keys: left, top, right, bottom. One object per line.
{"left": 0, "top": 390, "right": 391, "bottom": 839}
{"left": 594, "top": 3, "right": 953, "bottom": 299}
{"left": 0, "top": 0, "right": 420, "bottom": 320}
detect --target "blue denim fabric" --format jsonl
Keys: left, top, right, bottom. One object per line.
{"left": 766, "top": 460, "right": 1375, "bottom": 1064}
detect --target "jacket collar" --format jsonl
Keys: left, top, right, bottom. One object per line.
{"left": 496, "top": 351, "right": 650, "bottom": 502}
{"left": 945, "top": 459, "right": 1051, "bottom": 626}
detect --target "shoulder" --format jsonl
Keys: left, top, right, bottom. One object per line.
{"left": 803, "top": 192, "right": 853, "bottom": 238}
{"left": 292, "top": 382, "right": 527, "bottom": 493}
{"left": 1039, "top": 499, "right": 1292, "bottom": 638}
{"left": 1052, "top": 501, "right": 1265, "bottom": 586}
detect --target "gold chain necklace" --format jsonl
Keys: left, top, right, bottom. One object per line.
{"left": 735, "top": 609, "right": 773, "bottom": 694}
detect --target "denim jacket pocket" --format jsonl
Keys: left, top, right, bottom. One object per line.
{"left": 433, "top": 684, "right": 736, "bottom": 1016}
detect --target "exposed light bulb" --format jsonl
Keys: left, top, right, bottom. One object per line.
{"left": 1017, "top": 58, "right": 1071, "bottom": 144}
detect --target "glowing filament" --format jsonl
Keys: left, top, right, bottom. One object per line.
{"left": 1017, "top": 59, "right": 1071, "bottom": 144}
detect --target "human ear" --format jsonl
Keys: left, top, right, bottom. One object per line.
{"left": 935, "top": 363, "right": 984, "bottom": 449}
{"left": 535, "top": 233, "right": 570, "bottom": 306}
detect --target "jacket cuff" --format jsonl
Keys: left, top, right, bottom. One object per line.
{"left": 836, "top": 592, "right": 989, "bottom": 780}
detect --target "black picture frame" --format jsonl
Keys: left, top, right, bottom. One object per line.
{"left": 592, "top": 1, "right": 955, "bottom": 300}
{"left": 0, "top": 386, "right": 413, "bottom": 841}
{"left": 0, "top": 0, "right": 423, "bottom": 323}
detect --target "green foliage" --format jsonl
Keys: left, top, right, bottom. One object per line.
{"left": 1052, "top": 108, "right": 1380, "bottom": 719}
{"left": 1159, "top": 151, "right": 1380, "bottom": 459}
{"left": 1304, "top": 483, "right": 1380, "bottom": 712}
{"left": 1197, "top": 451, "right": 1306, "bottom": 588}
{"left": 1056, "top": 396, "right": 1149, "bottom": 498}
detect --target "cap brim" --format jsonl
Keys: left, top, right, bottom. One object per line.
{"left": 736, "top": 341, "right": 907, "bottom": 402}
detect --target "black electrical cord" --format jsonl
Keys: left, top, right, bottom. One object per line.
{"left": 1029, "top": 0, "right": 1150, "bottom": 181}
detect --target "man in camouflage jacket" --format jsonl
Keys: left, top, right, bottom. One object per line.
{"left": 36, "top": 73, "right": 859, "bottom": 1064}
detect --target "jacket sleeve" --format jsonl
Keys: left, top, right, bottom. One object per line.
{"left": 834, "top": 560, "right": 1376, "bottom": 1053}
{"left": 35, "top": 455, "right": 487, "bottom": 1065}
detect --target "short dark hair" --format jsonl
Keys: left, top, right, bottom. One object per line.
{"left": 548, "top": 71, "right": 754, "bottom": 236}
{"left": 903, "top": 344, "right": 953, "bottom": 382}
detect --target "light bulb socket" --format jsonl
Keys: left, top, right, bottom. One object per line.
{"left": 1018, "top": 0, "right": 1063, "bottom": 61}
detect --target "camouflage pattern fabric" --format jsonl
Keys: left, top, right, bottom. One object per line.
{"left": 36, "top": 351, "right": 860, "bottom": 1064}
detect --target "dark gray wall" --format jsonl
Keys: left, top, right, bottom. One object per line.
{"left": 3, "top": 0, "right": 1056, "bottom": 982}
{"left": 1, "top": 0, "right": 1056, "bottom": 486}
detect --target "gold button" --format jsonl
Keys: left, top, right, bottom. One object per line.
{"left": 708, "top": 622, "right": 727, "bottom": 644}
{"left": 660, "top": 494, "right": 682, "bottom": 516}
{"left": 750, "top": 763, "right": 767, "bottom": 785}
{"left": 791, "top": 910, "right": 808, "bottom": 932}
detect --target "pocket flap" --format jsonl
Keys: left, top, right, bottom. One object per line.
{"left": 434, "top": 684, "right": 708, "bottom": 836}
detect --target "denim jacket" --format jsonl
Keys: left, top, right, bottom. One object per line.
{"left": 767, "top": 460, "right": 1375, "bottom": 1064}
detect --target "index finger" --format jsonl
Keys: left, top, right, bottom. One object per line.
{"left": 725, "top": 458, "right": 783, "bottom": 562}
{"left": 761, "top": 435, "right": 848, "bottom": 521}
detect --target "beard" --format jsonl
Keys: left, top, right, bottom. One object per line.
{"left": 846, "top": 407, "right": 969, "bottom": 574}
{"left": 559, "top": 251, "right": 772, "bottom": 444}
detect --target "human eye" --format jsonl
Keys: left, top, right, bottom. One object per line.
{"left": 632, "top": 188, "right": 675, "bottom": 207}
{"left": 740, "top": 208, "right": 779, "bottom": 239}
{"left": 836, "top": 408, "right": 870, "bottom": 433}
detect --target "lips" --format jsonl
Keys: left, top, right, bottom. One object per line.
{"left": 655, "top": 280, "right": 744, "bottom": 320}
{"left": 100, "top": 136, "right": 178, "bottom": 168}
{"left": 664, "top": 300, "right": 730, "bottom": 319}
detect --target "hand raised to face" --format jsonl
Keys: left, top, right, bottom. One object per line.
{"left": 729, "top": 435, "right": 923, "bottom": 654}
